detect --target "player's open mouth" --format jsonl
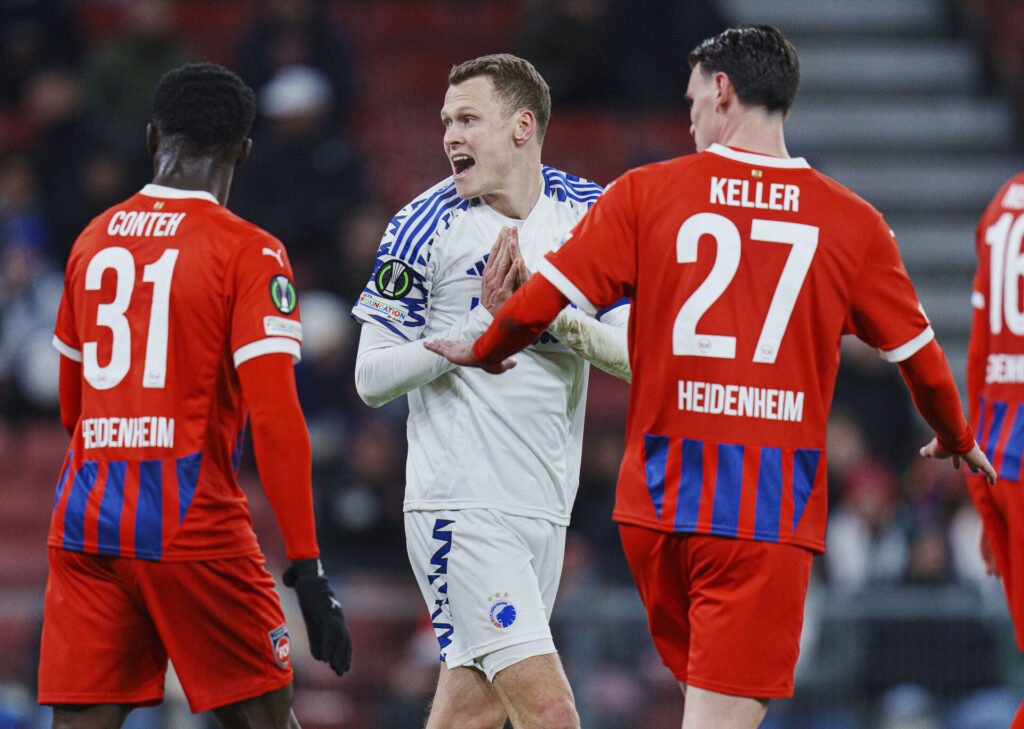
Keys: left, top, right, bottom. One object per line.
{"left": 452, "top": 155, "right": 475, "bottom": 178}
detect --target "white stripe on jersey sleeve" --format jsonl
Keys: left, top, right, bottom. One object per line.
{"left": 52, "top": 335, "right": 82, "bottom": 362}
{"left": 537, "top": 259, "right": 598, "bottom": 317}
{"left": 877, "top": 326, "right": 935, "bottom": 363}
{"left": 233, "top": 337, "right": 302, "bottom": 367}
{"left": 971, "top": 291, "right": 985, "bottom": 309}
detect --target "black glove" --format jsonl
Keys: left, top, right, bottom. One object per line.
{"left": 282, "top": 558, "right": 352, "bottom": 676}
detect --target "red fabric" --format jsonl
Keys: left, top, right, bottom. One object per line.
{"left": 897, "top": 339, "right": 974, "bottom": 454}
{"left": 50, "top": 189, "right": 304, "bottom": 560}
{"left": 236, "top": 353, "right": 319, "bottom": 560}
{"left": 968, "top": 473, "right": 1024, "bottom": 650}
{"left": 473, "top": 274, "right": 568, "bottom": 364}
{"left": 58, "top": 356, "right": 82, "bottom": 436}
{"left": 538, "top": 148, "right": 932, "bottom": 552}
{"left": 39, "top": 548, "right": 292, "bottom": 712}
{"left": 619, "top": 525, "right": 812, "bottom": 698}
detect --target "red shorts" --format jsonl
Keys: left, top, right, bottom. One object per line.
{"left": 969, "top": 474, "right": 1024, "bottom": 649}
{"left": 38, "top": 548, "right": 293, "bottom": 712}
{"left": 619, "top": 524, "right": 813, "bottom": 698}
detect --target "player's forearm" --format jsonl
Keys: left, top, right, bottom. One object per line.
{"left": 238, "top": 354, "right": 320, "bottom": 561}
{"left": 473, "top": 274, "right": 569, "bottom": 364}
{"left": 547, "top": 307, "right": 631, "bottom": 382}
{"left": 58, "top": 356, "right": 82, "bottom": 437}
{"left": 355, "top": 306, "right": 494, "bottom": 407}
{"left": 899, "top": 339, "right": 974, "bottom": 453}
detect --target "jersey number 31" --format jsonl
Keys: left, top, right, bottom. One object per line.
{"left": 84, "top": 247, "right": 179, "bottom": 390}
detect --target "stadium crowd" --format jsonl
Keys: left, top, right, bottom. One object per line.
{"left": 1, "top": 1, "right": 1024, "bottom": 728}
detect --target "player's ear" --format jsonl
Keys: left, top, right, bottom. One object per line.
{"left": 235, "top": 138, "right": 253, "bottom": 167}
{"left": 146, "top": 123, "right": 159, "bottom": 156}
{"left": 512, "top": 109, "right": 537, "bottom": 148}
{"left": 713, "top": 72, "right": 732, "bottom": 113}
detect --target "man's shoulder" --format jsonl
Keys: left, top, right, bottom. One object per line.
{"left": 380, "top": 177, "right": 472, "bottom": 263}
{"left": 540, "top": 166, "right": 604, "bottom": 207}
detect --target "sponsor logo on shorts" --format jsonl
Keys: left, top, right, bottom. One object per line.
{"left": 487, "top": 592, "right": 516, "bottom": 629}
{"left": 269, "top": 625, "right": 291, "bottom": 668}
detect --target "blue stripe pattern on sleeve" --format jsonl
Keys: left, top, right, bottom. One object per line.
{"left": 542, "top": 167, "right": 603, "bottom": 206}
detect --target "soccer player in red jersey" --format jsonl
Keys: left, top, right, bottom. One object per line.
{"left": 967, "top": 169, "right": 1024, "bottom": 729}
{"left": 428, "top": 26, "right": 996, "bottom": 729}
{"left": 39, "top": 63, "right": 351, "bottom": 728}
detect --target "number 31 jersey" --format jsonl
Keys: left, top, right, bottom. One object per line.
{"left": 50, "top": 184, "right": 304, "bottom": 561}
{"left": 539, "top": 144, "right": 932, "bottom": 552}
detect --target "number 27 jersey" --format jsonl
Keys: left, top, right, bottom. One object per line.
{"left": 50, "top": 184, "right": 304, "bottom": 561}
{"left": 540, "top": 144, "right": 932, "bottom": 552}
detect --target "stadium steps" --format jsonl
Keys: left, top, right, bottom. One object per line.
{"left": 716, "top": 0, "right": 1024, "bottom": 393}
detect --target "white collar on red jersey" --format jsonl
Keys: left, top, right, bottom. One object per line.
{"left": 706, "top": 143, "right": 810, "bottom": 169}
{"left": 140, "top": 184, "right": 220, "bottom": 205}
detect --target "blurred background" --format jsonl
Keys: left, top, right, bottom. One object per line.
{"left": 1, "top": 0, "right": 1024, "bottom": 727}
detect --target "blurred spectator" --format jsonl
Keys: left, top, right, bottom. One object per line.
{"left": 0, "top": 0, "right": 82, "bottom": 109}
{"left": 24, "top": 67, "right": 138, "bottom": 263}
{"left": 833, "top": 335, "right": 920, "bottom": 474}
{"left": 80, "top": 0, "right": 190, "bottom": 160}
{"left": 0, "top": 156, "right": 62, "bottom": 422}
{"left": 825, "top": 459, "right": 913, "bottom": 589}
{"left": 234, "top": 0, "right": 356, "bottom": 128}
{"left": 232, "top": 65, "right": 368, "bottom": 294}
{"left": 335, "top": 201, "right": 394, "bottom": 305}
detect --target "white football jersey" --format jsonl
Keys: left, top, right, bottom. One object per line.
{"left": 351, "top": 167, "right": 620, "bottom": 524}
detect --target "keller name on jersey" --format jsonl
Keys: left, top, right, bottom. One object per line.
{"left": 107, "top": 211, "right": 186, "bottom": 238}
{"left": 81, "top": 416, "right": 175, "bottom": 449}
{"left": 710, "top": 176, "right": 800, "bottom": 212}
{"left": 678, "top": 380, "right": 805, "bottom": 423}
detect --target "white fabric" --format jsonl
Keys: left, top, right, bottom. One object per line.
{"left": 52, "top": 335, "right": 82, "bottom": 362}
{"left": 548, "top": 305, "right": 631, "bottom": 382}
{"left": 232, "top": 336, "right": 301, "bottom": 366}
{"left": 404, "top": 509, "right": 565, "bottom": 672}
{"left": 352, "top": 172, "right": 620, "bottom": 524}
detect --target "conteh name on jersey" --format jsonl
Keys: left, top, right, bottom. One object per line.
{"left": 107, "top": 211, "right": 187, "bottom": 237}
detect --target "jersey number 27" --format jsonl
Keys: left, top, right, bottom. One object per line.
{"left": 674, "top": 213, "right": 819, "bottom": 364}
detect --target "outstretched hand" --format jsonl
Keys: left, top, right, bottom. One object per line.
{"left": 424, "top": 339, "right": 516, "bottom": 374}
{"left": 919, "top": 438, "right": 996, "bottom": 484}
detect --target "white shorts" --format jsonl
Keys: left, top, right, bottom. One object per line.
{"left": 405, "top": 509, "right": 566, "bottom": 680}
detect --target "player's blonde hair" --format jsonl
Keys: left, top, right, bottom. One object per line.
{"left": 449, "top": 53, "right": 551, "bottom": 145}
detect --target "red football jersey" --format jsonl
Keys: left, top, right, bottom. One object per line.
{"left": 969, "top": 171, "right": 1024, "bottom": 481}
{"left": 538, "top": 145, "right": 932, "bottom": 552}
{"left": 50, "top": 184, "right": 304, "bottom": 561}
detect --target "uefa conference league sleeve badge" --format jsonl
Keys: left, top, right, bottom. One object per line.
{"left": 374, "top": 258, "right": 413, "bottom": 300}
{"left": 269, "top": 275, "right": 297, "bottom": 314}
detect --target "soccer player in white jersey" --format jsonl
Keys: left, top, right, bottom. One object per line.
{"left": 350, "top": 54, "right": 629, "bottom": 728}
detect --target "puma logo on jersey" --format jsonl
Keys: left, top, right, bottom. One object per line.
{"left": 262, "top": 247, "right": 284, "bottom": 266}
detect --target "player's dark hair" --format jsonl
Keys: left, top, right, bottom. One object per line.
{"left": 449, "top": 53, "right": 552, "bottom": 145}
{"left": 688, "top": 25, "right": 799, "bottom": 114}
{"left": 151, "top": 62, "right": 256, "bottom": 156}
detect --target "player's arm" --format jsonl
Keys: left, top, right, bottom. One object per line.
{"left": 548, "top": 303, "right": 631, "bottom": 382}
{"left": 236, "top": 352, "right": 352, "bottom": 676}
{"left": 425, "top": 273, "right": 569, "bottom": 371}
{"left": 899, "top": 339, "right": 995, "bottom": 483}
{"left": 354, "top": 227, "right": 527, "bottom": 404}
{"left": 58, "top": 356, "right": 82, "bottom": 436}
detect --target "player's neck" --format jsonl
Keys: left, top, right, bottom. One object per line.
{"left": 151, "top": 153, "right": 235, "bottom": 206}
{"left": 718, "top": 115, "right": 789, "bottom": 159}
{"left": 482, "top": 163, "right": 543, "bottom": 220}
